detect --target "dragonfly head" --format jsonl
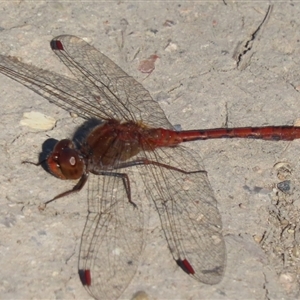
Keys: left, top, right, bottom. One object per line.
{"left": 47, "top": 139, "right": 85, "bottom": 180}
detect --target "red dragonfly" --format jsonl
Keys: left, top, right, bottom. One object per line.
{"left": 1, "top": 35, "right": 300, "bottom": 300}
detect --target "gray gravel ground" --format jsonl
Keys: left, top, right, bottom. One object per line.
{"left": 1, "top": 2, "right": 300, "bottom": 300}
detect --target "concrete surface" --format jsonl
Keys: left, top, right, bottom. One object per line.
{"left": 1, "top": 1, "right": 300, "bottom": 300}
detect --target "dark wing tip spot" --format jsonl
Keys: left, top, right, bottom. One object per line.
{"left": 176, "top": 258, "right": 195, "bottom": 275}
{"left": 50, "top": 39, "right": 64, "bottom": 51}
{"left": 78, "top": 269, "right": 91, "bottom": 286}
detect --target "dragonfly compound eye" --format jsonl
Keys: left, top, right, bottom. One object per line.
{"left": 58, "top": 148, "right": 84, "bottom": 179}
{"left": 47, "top": 139, "right": 84, "bottom": 180}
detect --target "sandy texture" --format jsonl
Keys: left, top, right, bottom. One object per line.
{"left": 1, "top": 2, "right": 300, "bottom": 300}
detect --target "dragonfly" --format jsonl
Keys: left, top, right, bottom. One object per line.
{"left": 1, "top": 35, "right": 300, "bottom": 300}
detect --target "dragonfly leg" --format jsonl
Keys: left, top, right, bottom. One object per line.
{"left": 40, "top": 172, "right": 89, "bottom": 209}
{"left": 94, "top": 171, "right": 136, "bottom": 208}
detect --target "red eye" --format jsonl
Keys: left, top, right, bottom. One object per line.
{"left": 47, "top": 139, "right": 84, "bottom": 180}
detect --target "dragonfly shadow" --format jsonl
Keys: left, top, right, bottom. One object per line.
{"left": 72, "top": 118, "right": 103, "bottom": 148}
{"left": 37, "top": 138, "right": 58, "bottom": 174}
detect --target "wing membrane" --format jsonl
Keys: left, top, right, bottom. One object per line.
{"left": 50, "top": 35, "right": 173, "bottom": 128}
{"left": 0, "top": 35, "right": 172, "bottom": 128}
{"left": 79, "top": 171, "right": 144, "bottom": 300}
{"left": 140, "top": 146, "right": 226, "bottom": 284}
{"left": 0, "top": 55, "right": 114, "bottom": 120}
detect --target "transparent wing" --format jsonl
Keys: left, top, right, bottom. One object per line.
{"left": 0, "top": 35, "right": 173, "bottom": 128}
{"left": 78, "top": 141, "right": 225, "bottom": 299}
{"left": 50, "top": 35, "right": 173, "bottom": 128}
{"left": 0, "top": 54, "right": 113, "bottom": 121}
{"left": 79, "top": 171, "right": 145, "bottom": 300}
{"left": 141, "top": 146, "right": 226, "bottom": 284}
